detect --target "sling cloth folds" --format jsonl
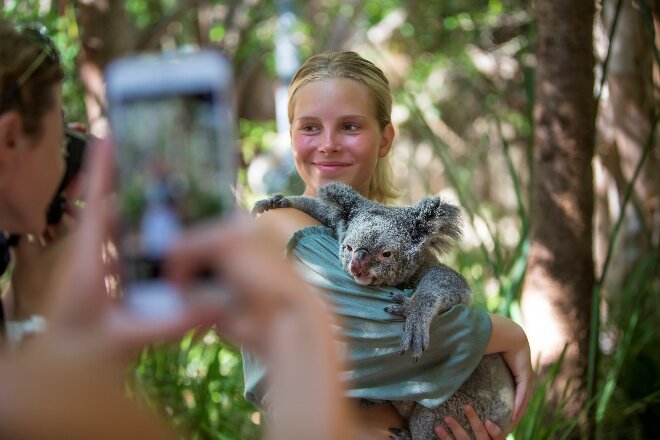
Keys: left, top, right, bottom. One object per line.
{"left": 242, "top": 225, "right": 492, "bottom": 409}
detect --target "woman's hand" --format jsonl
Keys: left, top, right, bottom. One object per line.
{"left": 502, "top": 335, "right": 532, "bottom": 425}
{"left": 166, "top": 217, "right": 357, "bottom": 440}
{"left": 44, "top": 138, "right": 218, "bottom": 366}
{"left": 0, "top": 138, "right": 210, "bottom": 440}
{"left": 486, "top": 314, "right": 533, "bottom": 425}
{"left": 434, "top": 405, "right": 505, "bottom": 440}
{"left": 165, "top": 216, "right": 333, "bottom": 355}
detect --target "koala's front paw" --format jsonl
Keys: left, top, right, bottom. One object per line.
{"left": 386, "top": 293, "right": 432, "bottom": 362}
{"left": 251, "top": 194, "right": 291, "bottom": 217}
{"left": 400, "top": 312, "right": 432, "bottom": 362}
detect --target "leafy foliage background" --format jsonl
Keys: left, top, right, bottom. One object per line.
{"left": 2, "top": 0, "right": 658, "bottom": 438}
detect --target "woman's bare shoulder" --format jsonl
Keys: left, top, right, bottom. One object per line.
{"left": 254, "top": 208, "right": 322, "bottom": 251}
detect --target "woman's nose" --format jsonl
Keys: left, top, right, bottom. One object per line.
{"left": 318, "top": 130, "right": 340, "bottom": 154}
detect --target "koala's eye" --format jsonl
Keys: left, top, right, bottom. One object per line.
{"left": 345, "top": 244, "right": 353, "bottom": 252}
{"left": 381, "top": 251, "right": 393, "bottom": 258}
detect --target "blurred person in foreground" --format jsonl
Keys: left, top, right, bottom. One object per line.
{"left": 0, "top": 21, "right": 357, "bottom": 439}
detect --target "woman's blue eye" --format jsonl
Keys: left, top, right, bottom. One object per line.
{"left": 343, "top": 123, "right": 359, "bottom": 131}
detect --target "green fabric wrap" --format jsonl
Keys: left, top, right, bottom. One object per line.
{"left": 242, "top": 225, "right": 492, "bottom": 409}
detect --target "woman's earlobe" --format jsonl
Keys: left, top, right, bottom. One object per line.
{"left": 378, "top": 123, "right": 395, "bottom": 157}
{"left": 0, "top": 113, "right": 22, "bottom": 177}
{"left": 0, "top": 111, "right": 22, "bottom": 151}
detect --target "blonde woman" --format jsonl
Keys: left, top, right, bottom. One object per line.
{"left": 245, "top": 51, "right": 532, "bottom": 440}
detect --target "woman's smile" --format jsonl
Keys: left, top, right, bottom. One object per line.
{"left": 313, "top": 161, "right": 352, "bottom": 173}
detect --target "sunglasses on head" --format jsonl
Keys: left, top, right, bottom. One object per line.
{"left": 0, "top": 26, "right": 61, "bottom": 115}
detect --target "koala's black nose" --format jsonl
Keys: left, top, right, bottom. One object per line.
{"left": 353, "top": 249, "right": 370, "bottom": 264}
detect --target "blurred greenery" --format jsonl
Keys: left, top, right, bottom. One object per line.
{"left": 1, "top": 0, "right": 658, "bottom": 439}
{"left": 131, "top": 330, "right": 261, "bottom": 439}
{"left": 239, "top": 119, "right": 277, "bottom": 164}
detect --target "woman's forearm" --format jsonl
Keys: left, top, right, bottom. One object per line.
{"left": 485, "top": 314, "right": 527, "bottom": 355}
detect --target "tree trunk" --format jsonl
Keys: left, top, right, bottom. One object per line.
{"left": 72, "top": 0, "right": 203, "bottom": 136}
{"left": 595, "top": 0, "right": 659, "bottom": 297}
{"left": 521, "top": 0, "right": 595, "bottom": 433}
{"left": 73, "top": 0, "right": 137, "bottom": 136}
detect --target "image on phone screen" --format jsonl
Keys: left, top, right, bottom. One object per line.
{"left": 113, "top": 92, "right": 233, "bottom": 293}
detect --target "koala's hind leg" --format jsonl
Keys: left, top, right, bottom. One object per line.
{"left": 427, "top": 354, "right": 515, "bottom": 439}
{"left": 406, "top": 404, "right": 442, "bottom": 440}
{"left": 387, "top": 427, "right": 414, "bottom": 440}
{"left": 384, "top": 401, "right": 417, "bottom": 440}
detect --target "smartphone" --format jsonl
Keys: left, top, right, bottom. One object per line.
{"left": 106, "top": 50, "right": 235, "bottom": 317}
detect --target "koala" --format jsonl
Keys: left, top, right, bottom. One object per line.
{"left": 252, "top": 182, "right": 515, "bottom": 440}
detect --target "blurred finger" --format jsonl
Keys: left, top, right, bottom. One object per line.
{"left": 164, "top": 220, "right": 234, "bottom": 270}
{"left": 82, "top": 137, "right": 114, "bottom": 207}
{"left": 434, "top": 425, "right": 452, "bottom": 440}
{"left": 46, "top": 221, "right": 108, "bottom": 324}
{"left": 47, "top": 140, "right": 116, "bottom": 323}
{"left": 464, "top": 405, "right": 489, "bottom": 439}
{"left": 166, "top": 216, "right": 298, "bottom": 303}
{"left": 74, "top": 139, "right": 115, "bottom": 265}
{"left": 107, "top": 303, "right": 218, "bottom": 359}
{"left": 165, "top": 220, "right": 236, "bottom": 284}
{"left": 443, "top": 416, "right": 470, "bottom": 440}
{"left": 512, "top": 374, "right": 532, "bottom": 423}
{"left": 484, "top": 420, "right": 504, "bottom": 440}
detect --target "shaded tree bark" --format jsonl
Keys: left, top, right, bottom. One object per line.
{"left": 71, "top": 0, "right": 203, "bottom": 136}
{"left": 521, "top": 0, "right": 595, "bottom": 434}
{"left": 593, "top": 3, "right": 660, "bottom": 438}
{"left": 595, "top": 0, "right": 659, "bottom": 294}
{"left": 71, "top": 0, "right": 271, "bottom": 133}
{"left": 73, "top": 0, "right": 137, "bottom": 135}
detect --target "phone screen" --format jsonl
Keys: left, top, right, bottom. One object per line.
{"left": 113, "top": 92, "right": 233, "bottom": 293}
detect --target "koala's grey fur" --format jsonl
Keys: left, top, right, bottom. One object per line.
{"left": 253, "top": 182, "right": 515, "bottom": 439}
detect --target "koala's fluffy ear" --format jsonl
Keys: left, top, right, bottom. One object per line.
{"left": 411, "top": 196, "right": 462, "bottom": 254}
{"left": 317, "top": 182, "right": 368, "bottom": 223}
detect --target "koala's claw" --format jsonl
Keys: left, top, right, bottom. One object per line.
{"left": 386, "top": 292, "right": 430, "bottom": 360}
{"left": 385, "top": 292, "right": 411, "bottom": 317}
{"left": 251, "top": 194, "right": 290, "bottom": 217}
{"left": 398, "top": 310, "right": 432, "bottom": 361}
{"left": 399, "top": 319, "right": 413, "bottom": 356}
{"left": 388, "top": 427, "right": 413, "bottom": 440}
{"left": 389, "top": 291, "right": 408, "bottom": 303}
{"left": 384, "top": 304, "right": 407, "bottom": 316}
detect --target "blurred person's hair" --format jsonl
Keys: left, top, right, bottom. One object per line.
{"left": 0, "top": 21, "right": 64, "bottom": 138}
{"left": 288, "top": 51, "right": 399, "bottom": 204}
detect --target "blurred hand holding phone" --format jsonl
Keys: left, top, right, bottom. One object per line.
{"left": 105, "top": 50, "right": 236, "bottom": 318}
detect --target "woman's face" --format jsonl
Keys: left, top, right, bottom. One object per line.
{"left": 290, "top": 78, "right": 393, "bottom": 198}
{"left": 0, "top": 85, "right": 65, "bottom": 233}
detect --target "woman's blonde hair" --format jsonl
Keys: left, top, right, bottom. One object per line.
{"left": 288, "top": 51, "right": 399, "bottom": 203}
{"left": 0, "top": 21, "right": 64, "bottom": 138}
